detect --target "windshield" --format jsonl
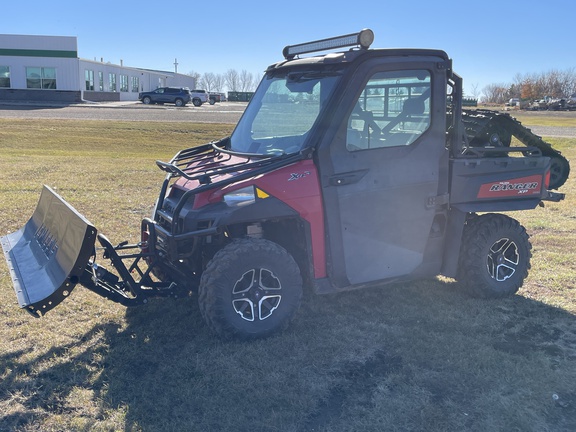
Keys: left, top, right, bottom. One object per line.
{"left": 229, "top": 70, "right": 341, "bottom": 155}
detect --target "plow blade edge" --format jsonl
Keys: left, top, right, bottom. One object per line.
{"left": 1, "top": 186, "right": 97, "bottom": 316}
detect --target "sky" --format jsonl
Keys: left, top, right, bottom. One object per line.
{"left": 2, "top": 0, "right": 575, "bottom": 98}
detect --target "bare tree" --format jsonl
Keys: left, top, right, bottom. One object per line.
{"left": 187, "top": 70, "right": 201, "bottom": 88}
{"left": 239, "top": 70, "right": 255, "bottom": 92}
{"left": 470, "top": 82, "right": 481, "bottom": 100}
{"left": 202, "top": 72, "right": 216, "bottom": 93}
{"left": 559, "top": 68, "right": 576, "bottom": 98}
{"left": 482, "top": 83, "right": 509, "bottom": 104}
{"left": 225, "top": 69, "right": 240, "bottom": 92}
{"left": 512, "top": 68, "right": 576, "bottom": 100}
{"left": 213, "top": 73, "right": 225, "bottom": 93}
{"left": 483, "top": 67, "right": 576, "bottom": 104}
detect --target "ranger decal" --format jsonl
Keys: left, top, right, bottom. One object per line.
{"left": 477, "top": 175, "right": 542, "bottom": 198}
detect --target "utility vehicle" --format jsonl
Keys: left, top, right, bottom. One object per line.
{"left": 2, "top": 29, "right": 569, "bottom": 339}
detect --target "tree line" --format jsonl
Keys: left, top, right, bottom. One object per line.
{"left": 187, "top": 69, "right": 261, "bottom": 93}
{"left": 187, "top": 67, "right": 576, "bottom": 103}
{"left": 481, "top": 68, "right": 576, "bottom": 104}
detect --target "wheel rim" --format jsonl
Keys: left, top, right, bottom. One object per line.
{"left": 232, "top": 268, "right": 282, "bottom": 321}
{"left": 486, "top": 237, "right": 519, "bottom": 281}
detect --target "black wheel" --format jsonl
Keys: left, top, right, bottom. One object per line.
{"left": 548, "top": 155, "right": 570, "bottom": 190}
{"left": 175, "top": 98, "right": 184, "bottom": 107}
{"left": 209, "top": 98, "right": 215, "bottom": 105}
{"left": 198, "top": 238, "right": 303, "bottom": 339}
{"left": 486, "top": 125, "right": 512, "bottom": 147}
{"left": 192, "top": 98, "right": 202, "bottom": 107}
{"left": 457, "top": 213, "right": 531, "bottom": 298}
{"left": 142, "top": 96, "right": 152, "bottom": 105}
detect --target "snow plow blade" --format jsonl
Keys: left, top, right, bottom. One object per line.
{"left": 1, "top": 186, "right": 97, "bottom": 317}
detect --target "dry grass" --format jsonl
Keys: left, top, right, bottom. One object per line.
{"left": 0, "top": 118, "right": 575, "bottom": 432}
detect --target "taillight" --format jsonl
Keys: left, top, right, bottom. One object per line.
{"left": 545, "top": 170, "right": 551, "bottom": 189}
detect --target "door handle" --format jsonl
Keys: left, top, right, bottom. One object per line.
{"left": 329, "top": 169, "right": 368, "bottom": 186}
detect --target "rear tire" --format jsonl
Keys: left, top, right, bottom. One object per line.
{"left": 193, "top": 98, "right": 202, "bottom": 107}
{"left": 457, "top": 213, "right": 531, "bottom": 298}
{"left": 198, "top": 238, "right": 303, "bottom": 339}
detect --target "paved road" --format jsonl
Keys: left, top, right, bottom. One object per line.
{"left": 0, "top": 102, "right": 575, "bottom": 138}
{"left": 0, "top": 101, "right": 247, "bottom": 124}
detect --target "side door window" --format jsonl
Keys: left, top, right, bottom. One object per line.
{"left": 346, "top": 70, "right": 431, "bottom": 151}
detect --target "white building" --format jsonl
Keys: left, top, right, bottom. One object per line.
{"left": 0, "top": 34, "right": 196, "bottom": 103}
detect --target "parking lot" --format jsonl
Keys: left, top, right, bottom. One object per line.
{"left": 0, "top": 101, "right": 247, "bottom": 124}
{"left": 1, "top": 101, "right": 575, "bottom": 138}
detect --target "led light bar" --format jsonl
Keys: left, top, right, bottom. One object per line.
{"left": 282, "top": 29, "right": 374, "bottom": 59}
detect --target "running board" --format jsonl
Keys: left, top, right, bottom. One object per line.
{"left": 1, "top": 186, "right": 97, "bottom": 317}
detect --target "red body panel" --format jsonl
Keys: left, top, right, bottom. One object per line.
{"left": 253, "top": 160, "right": 326, "bottom": 278}
{"left": 173, "top": 159, "right": 327, "bottom": 279}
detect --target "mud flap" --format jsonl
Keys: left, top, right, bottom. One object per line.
{"left": 1, "top": 186, "right": 97, "bottom": 317}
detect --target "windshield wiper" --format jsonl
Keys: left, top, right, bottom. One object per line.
{"left": 212, "top": 142, "right": 286, "bottom": 159}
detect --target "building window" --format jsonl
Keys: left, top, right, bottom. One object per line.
{"left": 98, "top": 72, "right": 104, "bottom": 91}
{"left": 26, "top": 67, "right": 57, "bottom": 89}
{"left": 131, "top": 76, "right": 139, "bottom": 92}
{"left": 0, "top": 66, "right": 10, "bottom": 88}
{"left": 109, "top": 73, "right": 116, "bottom": 92}
{"left": 85, "top": 70, "right": 94, "bottom": 91}
{"left": 120, "top": 74, "right": 128, "bottom": 92}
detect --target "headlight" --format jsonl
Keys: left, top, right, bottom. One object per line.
{"left": 223, "top": 186, "right": 256, "bottom": 207}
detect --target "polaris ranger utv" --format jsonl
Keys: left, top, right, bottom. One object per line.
{"left": 2, "top": 29, "right": 569, "bottom": 339}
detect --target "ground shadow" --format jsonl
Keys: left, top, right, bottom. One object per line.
{"left": 1, "top": 279, "right": 575, "bottom": 431}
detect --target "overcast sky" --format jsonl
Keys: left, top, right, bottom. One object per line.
{"left": 3, "top": 0, "right": 575, "bottom": 97}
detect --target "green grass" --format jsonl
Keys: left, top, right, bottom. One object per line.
{"left": 511, "top": 113, "right": 576, "bottom": 128}
{"left": 1, "top": 118, "right": 575, "bottom": 432}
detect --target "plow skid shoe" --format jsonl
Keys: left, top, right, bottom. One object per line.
{"left": 1, "top": 186, "right": 97, "bottom": 317}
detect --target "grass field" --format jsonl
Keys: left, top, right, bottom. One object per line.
{"left": 0, "top": 117, "right": 575, "bottom": 432}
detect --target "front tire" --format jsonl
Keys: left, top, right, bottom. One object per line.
{"left": 457, "top": 213, "right": 531, "bottom": 298}
{"left": 142, "top": 96, "right": 152, "bottom": 105}
{"left": 175, "top": 98, "right": 184, "bottom": 107}
{"left": 198, "top": 238, "right": 303, "bottom": 339}
{"left": 192, "top": 98, "right": 202, "bottom": 107}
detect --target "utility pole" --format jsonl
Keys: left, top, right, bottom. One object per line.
{"left": 174, "top": 58, "right": 178, "bottom": 73}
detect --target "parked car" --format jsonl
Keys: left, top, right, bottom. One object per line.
{"left": 138, "top": 87, "right": 192, "bottom": 107}
{"left": 190, "top": 89, "right": 209, "bottom": 106}
{"left": 507, "top": 98, "right": 520, "bottom": 107}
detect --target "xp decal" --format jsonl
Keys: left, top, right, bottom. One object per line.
{"left": 288, "top": 171, "right": 311, "bottom": 181}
